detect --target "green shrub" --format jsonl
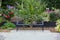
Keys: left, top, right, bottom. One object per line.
{"left": 0, "top": 17, "right": 3, "bottom": 23}
{"left": 56, "top": 19, "right": 60, "bottom": 25}
{"left": 2, "top": 9, "right": 14, "bottom": 21}
{"left": 41, "top": 12, "right": 50, "bottom": 21}
{"left": 49, "top": 12, "right": 58, "bottom": 22}
{"left": 2, "top": 0, "right": 15, "bottom": 9}
{"left": 55, "top": 19, "right": 60, "bottom": 32}
{"left": 15, "top": 0, "right": 46, "bottom": 24}
{"left": 1, "top": 21, "right": 16, "bottom": 29}
{"left": 55, "top": 9, "right": 60, "bottom": 18}
{"left": 42, "top": 0, "right": 60, "bottom": 9}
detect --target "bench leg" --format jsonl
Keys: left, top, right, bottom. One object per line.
{"left": 42, "top": 27, "right": 44, "bottom": 31}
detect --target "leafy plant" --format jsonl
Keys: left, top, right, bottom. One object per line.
{"left": 0, "top": 9, "right": 3, "bottom": 23}
{"left": 2, "top": 9, "right": 14, "bottom": 20}
{"left": 55, "top": 19, "right": 60, "bottom": 32}
{"left": 15, "top": 0, "right": 46, "bottom": 24}
{"left": 55, "top": 9, "right": 60, "bottom": 18}
{"left": 1, "top": 21, "right": 16, "bottom": 29}
{"left": 49, "top": 12, "right": 58, "bottom": 22}
{"left": 42, "top": 0, "right": 60, "bottom": 9}
{"left": 41, "top": 12, "right": 50, "bottom": 21}
{"left": 0, "top": 0, "right": 2, "bottom": 7}
{"left": 0, "top": 17, "right": 3, "bottom": 23}
{"left": 2, "top": 0, "right": 15, "bottom": 9}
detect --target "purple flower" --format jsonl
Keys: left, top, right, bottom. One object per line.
{"left": 47, "top": 10, "right": 51, "bottom": 12}
{"left": 7, "top": 5, "right": 15, "bottom": 9}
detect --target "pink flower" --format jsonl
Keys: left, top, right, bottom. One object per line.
{"left": 47, "top": 10, "right": 51, "bottom": 12}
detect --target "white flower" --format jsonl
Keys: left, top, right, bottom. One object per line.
{"left": 46, "top": 8, "right": 49, "bottom": 10}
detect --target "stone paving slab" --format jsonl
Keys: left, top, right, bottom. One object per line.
{"left": 0, "top": 30, "right": 60, "bottom": 40}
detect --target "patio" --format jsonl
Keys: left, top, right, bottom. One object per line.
{"left": 0, "top": 30, "right": 60, "bottom": 40}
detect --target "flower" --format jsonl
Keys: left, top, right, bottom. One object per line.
{"left": 7, "top": 5, "right": 15, "bottom": 9}
{"left": 9, "top": 12, "right": 13, "bottom": 14}
{"left": 47, "top": 10, "right": 51, "bottom": 12}
{"left": 6, "top": 15, "right": 10, "bottom": 18}
{"left": 46, "top": 8, "right": 49, "bottom": 10}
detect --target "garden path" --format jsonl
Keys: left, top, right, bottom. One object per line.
{"left": 0, "top": 30, "right": 60, "bottom": 40}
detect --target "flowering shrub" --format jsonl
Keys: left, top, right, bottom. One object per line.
{"left": 2, "top": 9, "right": 14, "bottom": 20}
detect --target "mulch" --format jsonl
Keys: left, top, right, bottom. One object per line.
{"left": 0, "top": 27, "right": 59, "bottom": 33}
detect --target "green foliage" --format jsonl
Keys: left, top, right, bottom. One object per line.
{"left": 56, "top": 19, "right": 60, "bottom": 25}
{"left": 41, "top": 12, "right": 50, "bottom": 21}
{"left": 42, "top": 0, "right": 60, "bottom": 9}
{"left": 55, "top": 9, "right": 60, "bottom": 18}
{"left": 1, "top": 21, "right": 16, "bottom": 29}
{"left": 2, "top": 9, "right": 14, "bottom": 20}
{"left": 0, "top": 17, "right": 3, "bottom": 23}
{"left": 15, "top": 0, "right": 46, "bottom": 24}
{"left": 1, "top": 0, "right": 60, "bottom": 9}
{"left": 0, "top": 9, "right": 3, "bottom": 23}
{"left": 49, "top": 12, "right": 58, "bottom": 22}
{"left": 2, "top": 0, "right": 15, "bottom": 9}
{"left": 55, "top": 19, "right": 60, "bottom": 32}
{"left": 0, "top": 0, "right": 2, "bottom": 7}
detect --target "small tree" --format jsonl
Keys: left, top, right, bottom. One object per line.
{"left": 2, "top": 9, "right": 14, "bottom": 21}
